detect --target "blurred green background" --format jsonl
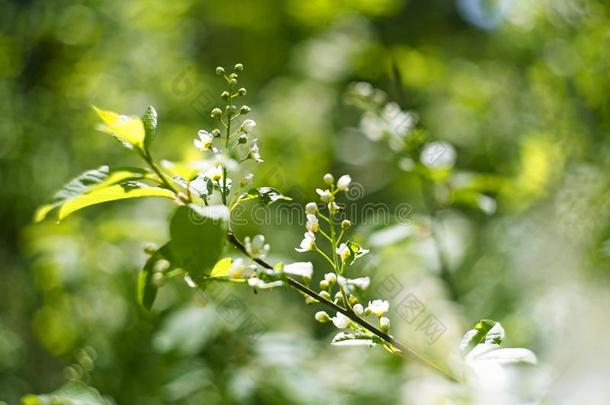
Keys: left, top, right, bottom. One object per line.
{"left": 1, "top": 0, "right": 610, "bottom": 403}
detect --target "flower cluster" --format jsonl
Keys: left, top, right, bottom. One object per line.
{"left": 294, "top": 173, "right": 392, "bottom": 345}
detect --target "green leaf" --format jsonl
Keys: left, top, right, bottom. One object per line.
{"left": 93, "top": 106, "right": 146, "bottom": 150}
{"left": 169, "top": 205, "right": 228, "bottom": 284}
{"left": 331, "top": 331, "right": 380, "bottom": 347}
{"left": 58, "top": 181, "right": 176, "bottom": 221}
{"left": 34, "top": 166, "right": 150, "bottom": 222}
{"left": 138, "top": 243, "right": 173, "bottom": 310}
{"left": 344, "top": 240, "right": 370, "bottom": 265}
{"left": 209, "top": 257, "right": 233, "bottom": 278}
{"left": 460, "top": 319, "right": 505, "bottom": 353}
{"left": 142, "top": 105, "right": 158, "bottom": 152}
{"left": 237, "top": 187, "right": 291, "bottom": 205}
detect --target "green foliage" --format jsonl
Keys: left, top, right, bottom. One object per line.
{"left": 168, "top": 205, "right": 228, "bottom": 284}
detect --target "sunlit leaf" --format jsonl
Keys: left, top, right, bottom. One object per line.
{"left": 34, "top": 166, "right": 150, "bottom": 222}
{"left": 93, "top": 106, "right": 146, "bottom": 150}
{"left": 209, "top": 257, "right": 233, "bottom": 278}
{"left": 22, "top": 381, "right": 108, "bottom": 405}
{"left": 460, "top": 319, "right": 505, "bottom": 353}
{"left": 169, "top": 205, "right": 228, "bottom": 284}
{"left": 344, "top": 240, "right": 370, "bottom": 265}
{"left": 58, "top": 181, "right": 176, "bottom": 221}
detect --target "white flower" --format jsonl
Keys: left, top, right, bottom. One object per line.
{"left": 205, "top": 164, "right": 223, "bottom": 182}
{"left": 315, "top": 311, "right": 330, "bottom": 323}
{"left": 336, "top": 243, "right": 350, "bottom": 262}
{"left": 353, "top": 303, "right": 364, "bottom": 315}
{"left": 227, "top": 258, "right": 254, "bottom": 279}
{"left": 247, "top": 277, "right": 284, "bottom": 289}
{"left": 248, "top": 138, "right": 263, "bottom": 162}
{"left": 283, "top": 262, "right": 313, "bottom": 278}
{"left": 324, "top": 273, "right": 337, "bottom": 284}
{"left": 316, "top": 188, "right": 332, "bottom": 202}
{"left": 194, "top": 130, "right": 213, "bottom": 151}
{"left": 328, "top": 201, "right": 340, "bottom": 214}
{"left": 305, "top": 202, "right": 318, "bottom": 215}
{"left": 420, "top": 141, "right": 456, "bottom": 169}
{"left": 332, "top": 312, "right": 351, "bottom": 329}
{"left": 295, "top": 232, "right": 315, "bottom": 252}
{"left": 245, "top": 234, "right": 270, "bottom": 259}
{"left": 241, "top": 119, "right": 256, "bottom": 133}
{"left": 367, "top": 299, "right": 390, "bottom": 317}
{"left": 305, "top": 214, "right": 319, "bottom": 232}
{"left": 338, "top": 276, "right": 370, "bottom": 290}
{"left": 336, "top": 175, "right": 351, "bottom": 191}
{"left": 379, "top": 316, "right": 390, "bottom": 332}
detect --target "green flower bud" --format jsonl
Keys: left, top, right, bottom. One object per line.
{"left": 341, "top": 219, "right": 351, "bottom": 229}
{"left": 319, "top": 290, "right": 331, "bottom": 301}
{"left": 230, "top": 78, "right": 238, "bottom": 85}
{"left": 143, "top": 243, "right": 158, "bottom": 255}
{"left": 323, "top": 173, "right": 334, "bottom": 185}
{"left": 319, "top": 279, "right": 329, "bottom": 289}
{"left": 211, "top": 128, "right": 222, "bottom": 137}
{"left": 240, "top": 105, "right": 251, "bottom": 114}
{"left": 211, "top": 108, "right": 222, "bottom": 118}
{"left": 315, "top": 311, "right": 330, "bottom": 323}
{"left": 353, "top": 303, "right": 364, "bottom": 316}
{"left": 238, "top": 87, "right": 247, "bottom": 96}
{"left": 221, "top": 91, "right": 230, "bottom": 100}
{"left": 153, "top": 259, "right": 170, "bottom": 273}
{"left": 234, "top": 63, "right": 244, "bottom": 71}
{"left": 152, "top": 272, "right": 165, "bottom": 287}
{"left": 215, "top": 66, "right": 225, "bottom": 75}
{"left": 238, "top": 134, "right": 248, "bottom": 144}
{"left": 323, "top": 273, "right": 336, "bottom": 284}
{"left": 226, "top": 105, "right": 236, "bottom": 115}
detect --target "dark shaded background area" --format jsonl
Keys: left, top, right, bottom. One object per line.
{"left": 1, "top": 0, "right": 609, "bottom": 403}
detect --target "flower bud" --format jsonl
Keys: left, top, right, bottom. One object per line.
{"left": 334, "top": 291, "right": 343, "bottom": 302}
{"left": 353, "top": 303, "right": 364, "bottom": 315}
{"left": 238, "top": 134, "right": 248, "bottom": 144}
{"left": 336, "top": 175, "right": 351, "bottom": 191}
{"left": 226, "top": 104, "right": 236, "bottom": 115}
{"left": 230, "top": 78, "right": 238, "bottom": 85}
{"left": 324, "top": 273, "right": 337, "bottom": 284}
{"left": 152, "top": 272, "right": 165, "bottom": 287}
{"left": 221, "top": 91, "right": 230, "bottom": 100}
{"left": 143, "top": 243, "right": 158, "bottom": 255}
{"left": 240, "top": 105, "right": 251, "bottom": 114}
{"left": 315, "top": 311, "right": 330, "bottom": 323}
{"left": 215, "top": 66, "right": 225, "bottom": 75}
{"left": 319, "top": 290, "right": 331, "bottom": 301}
{"left": 211, "top": 128, "right": 222, "bottom": 137}
{"left": 341, "top": 219, "right": 351, "bottom": 229}
{"left": 319, "top": 279, "right": 329, "bottom": 289}
{"left": 305, "top": 202, "right": 318, "bottom": 215}
{"left": 349, "top": 294, "right": 358, "bottom": 305}
{"left": 211, "top": 108, "right": 222, "bottom": 118}
{"left": 241, "top": 119, "right": 256, "bottom": 133}
{"left": 234, "top": 63, "right": 244, "bottom": 71}
{"left": 238, "top": 87, "right": 247, "bottom": 96}
{"left": 153, "top": 259, "right": 170, "bottom": 273}
{"left": 379, "top": 317, "right": 390, "bottom": 332}
{"left": 305, "top": 296, "right": 317, "bottom": 304}
{"left": 323, "top": 173, "right": 334, "bottom": 185}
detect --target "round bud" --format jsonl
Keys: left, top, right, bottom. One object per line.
{"left": 238, "top": 87, "right": 247, "bottom": 96}
{"left": 349, "top": 294, "right": 358, "bottom": 305}
{"left": 229, "top": 73, "right": 238, "bottom": 80}
{"left": 211, "top": 128, "right": 222, "bottom": 137}
{"left": 341, "top": 219, "right": 351, "bottom": 229}
{"left": 319, "top": 279, "right": 329, "bottom": 290}
{"left": 238, "top": 134, "right": 248, "bottom": 144}
{"left": 315, "top": 311, "right": 330, "bottom": 323}
{"left": 379, "top": 317, "right": 391, "bottom": 332}
{"left": 230, "top": 78, "right": 238, "bottom": 85}
{"left": 305, "top": 202, "right": 318, "bottom": 215}
{"left": 240, "top": 105, "right": 251, "bottom": 114}
{"left": 153, "top": 259, "right": 170, "bottom": 273}
{"left": 305, "top": 296, "right": 317, "bottom": 304}
{"left": 319, "top": 290, "right": 331, "bottom": 301}
{"left": 323, "top": 173, "right": 334, "bottom": 185}
{"left": 334, "top": 291, "right": 343, "bottom": 301}
{"left": 211, "top": 108, "right": 222, "bottom": 118}
{"left": 143, "top": 243, "right": 158, "bottom": 255}
{"left": 353, "top": 303, "right": 364, "bottom": 316}
{"left": 152, "top": 272, "right": 165, "bottom": 287}
{"left": 234, "top": 63, "right": 244, "bottom": 71}
{"left": 226, "top": 105, "right": 236, "bottom": 115}
{"left": 215, "top": 66, "right": 225, "bottom": 75}
{"left": 221, "top": 91, "right": 230, "bottom": 100}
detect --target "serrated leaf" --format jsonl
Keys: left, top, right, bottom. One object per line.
{"left": 34, "top": 166, "right": 150, "bottom": 222}
{"left": 93, "top": 106, "right": 146, "bottom": 150}
{"left": 460, "top": 319, "right": 505, "bottom": 353}
{"left": 142, "top": 105, "right": 158, "bottom": 151}
{"left": 237, "top": 187, "right": 291, "bottom": 205}
{"left": 209, "top": 257, "right": 233, "bottom": 278}
{"left": 169, "top": 205, "right": 228, "bottom": 284}
{"left": 58, "top": 181, "right": 176, "bottom": 221}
